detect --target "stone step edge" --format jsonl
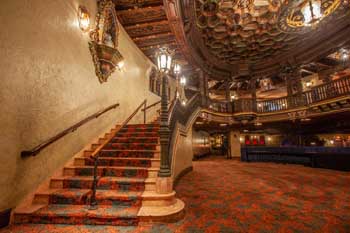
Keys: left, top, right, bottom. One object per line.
{"left": 74, "top": 157, "right": 160, "bottom": 167}
{"left": 33, "top": 189, "right": 143, "bottom": 205}
{"left": 137, "top": 198, "right": 185, "bottom": 223}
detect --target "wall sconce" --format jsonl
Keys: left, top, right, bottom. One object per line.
{"left": 78, "top": 6, "right": 90, "bottom": 32}
{"left": 88, "top": 0, "right": 124, "bottom": 83}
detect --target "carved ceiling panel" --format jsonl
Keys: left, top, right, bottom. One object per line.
{"left": 124, "top": 20, "right": 171, "bottom": 38}
{"left": 117, "top": 6, "right": 167, "bottom": 25}
{"left": 114, "top": 0, "right": 162, "bottom": 10}
{"left": 195, "top": 0, "right": 303, "bottom": 64}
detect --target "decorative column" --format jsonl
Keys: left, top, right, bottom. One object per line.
{"left": 158, "top": 73, "right": 171, "bottom": 178}
{"left": 225, "top": 79, "right": 232, "bottom": 112}
{"left": 295, "top": 70, "right": 305, "bottom": 106}
{"left": 250, "top": 77, "right": 257, "bottom": 112}
{"left": 198, "top": 69, "right": 209, "bottom": 107}
{"left": 286, "top": 73, "right": 294, "bottom": 107}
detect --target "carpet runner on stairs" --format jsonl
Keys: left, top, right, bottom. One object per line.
{"left": 14, "top": 123, "right": 160, "bottom": 226}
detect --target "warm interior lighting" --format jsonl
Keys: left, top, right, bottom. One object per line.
{"left": 180, "top": 76, "right": 187, "bottom": 86}
{"left": 219, "top": 123, "right": 227, "bottom": 127}
{"left": 231, "top": 95, "right": 237, "bottom": 100}
{"left": 174, "top": 63, "right": 181, "bottom": 75}
{"left": 341, "top": 49, "right": 349, "bottom": 61}
{"left": 116, "top": 60, "right": 125, "bottom": 71}
{"left": 181, "top": 99, "right": 187, "bottom": 106}
{"left": 302, "top": 0, "right": 322, "bottom": 26}
{"left": 156, "top": 48, "right": 173, "bottom": 73}
{"left": 306, "top": 81, "right": 312, "bottom": 87}
{"left": 267, "top": 137, "right": 272, "bottom": 141}
{"left": 330, "top": 140, "right": 334, "bottom": 144}
{"left": 78, "top": 6, "right": 90, "bottom": 32}
{"left": 257, "top": 103, "right": 262, "bottom": 107}
{"left": 301, "top": 118, "right": 311, "bottom": 122}
{"left": 239, "top": 137, "right": 244, "bottom": 142}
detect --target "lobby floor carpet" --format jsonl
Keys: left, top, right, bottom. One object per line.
{"left": 2, "top": 156, "right": 350, "bottom": 233}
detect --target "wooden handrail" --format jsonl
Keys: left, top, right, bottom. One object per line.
{"left": 88, "top": 99, "right": 147, "bottom": 209}
{"left": 142, "top": 100, "right": 161, "bottom": 112}
{"left": 90, "top": 99, "right": 147, "bottom": 159}
{"left": 21, "top": 103, "right": 120, "bottom": 158}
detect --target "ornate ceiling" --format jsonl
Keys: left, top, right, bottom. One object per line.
{"left": 113, "top": 0, "right": 193, "bottom": 75}
{"left": 179, "top": 0, "right": 350, "bottom": 78}
{"left": 113, "top": 0, "right": 350, "bottom": 81}
{"left": 195, "top": 0, "right": 299, "bottom": 64}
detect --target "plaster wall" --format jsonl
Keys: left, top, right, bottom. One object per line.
{"left": 172, "top": 128, "right": 194, "bottom": 180}
{"left": 229, "top": 130, "right": 241, "bottom": 157}
{"left": 0, "top": 0, "right": 161, "bottom": 211}
{"left": 192, "top": 130, "right": 210, "bottom": 158}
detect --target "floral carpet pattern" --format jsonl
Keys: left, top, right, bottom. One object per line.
{"left": 3, "top": 157, "right": 350, "bottom": 233}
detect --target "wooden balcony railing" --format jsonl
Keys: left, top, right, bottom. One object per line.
{"left": 213, "top": 75, "right": 350, "bottom": 114}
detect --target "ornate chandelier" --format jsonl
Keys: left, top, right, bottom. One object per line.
{"left": 278, "top": 0, "right": 350, "bottom": 33}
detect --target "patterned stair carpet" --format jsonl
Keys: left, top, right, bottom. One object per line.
{"left": 13, "top": 123, "right": 160, "bottom": 227}
{"left": 4, "top": 156, "right": 350, "bottom": 233}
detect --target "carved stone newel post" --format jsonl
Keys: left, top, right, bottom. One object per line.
{"left": 159, "top": 73, "right": 171, "bottom": 178}
{"left": 155, "top": 48, "right": 174, "bottom": 194}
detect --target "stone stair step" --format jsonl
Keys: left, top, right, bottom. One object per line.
{"left": 14, "top": 204, "right": 139, "bottom": 226}
{"left": 64, "top": 166, "right": 149, "bottom": 178}
{"left": 110, "top": 137, "right": 159, "bottom": 143}
{"left": 124, "top": 124, "right": 159, "bottom": 128}
{"left": 75, "top": 157, "right": 159, "bottom": 167}
{"left": 103, "top": 142, "right": 158, "bottom": 150}
{"left": 34, "top": 189, "right": 142, "bottom": 206}
{"left": 51, "top": 176, "right": 146, "bottom": 192}
{"left": 120, "top": 127, "right": 159, "bottom": 132}
{"left": 116, "top": 132, "right": 159, "bottom": 137}
{"left": 94, "top": 149, "right": 159, "bottom": 158}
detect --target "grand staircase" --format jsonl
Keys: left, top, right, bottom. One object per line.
{"left": 14, "top": 122, "right": 161, "bottom": 226}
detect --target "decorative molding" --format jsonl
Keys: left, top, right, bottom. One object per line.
{"left": 89, "top": 0, "right": 124, "bottom": 83}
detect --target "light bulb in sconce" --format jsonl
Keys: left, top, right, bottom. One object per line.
{"left": 181, "top": 100, "right": 187, "bottom": 106}
{"left": 306, "top": 81, "right": 312, "bottom": 87}
{"left": 116, "top": 60, "right": 125, "bottom": 71}
{"left": 180, "top": 76, "right": 186, "bottom": 86}
{"left": 78, "top": 6, "right": 90, "bottom": 32}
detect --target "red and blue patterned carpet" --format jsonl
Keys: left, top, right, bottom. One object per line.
{"left": 2, "top": 156, "right": 350, "bottom": 233}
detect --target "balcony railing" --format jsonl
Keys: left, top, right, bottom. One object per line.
{"left": 214, "top": 75, "right": 350, "bottom": 114}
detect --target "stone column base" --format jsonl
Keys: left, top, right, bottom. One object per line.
{"left": 156, "top": 176, "right": 173, "bottom": 194}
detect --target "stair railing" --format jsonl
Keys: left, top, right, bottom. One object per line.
{"left": 21, "top": 103, "right": 120, "bottom": 158}
{"left": 89, "top": 99, "right": 147, "bottom": 210}
{"left": 167, "top": 93, "right": 201, "bottom": 169}
{"left": 141, "top": 100, "right": 161, "bottom": 122}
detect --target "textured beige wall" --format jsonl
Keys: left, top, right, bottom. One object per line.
{"left": 0, "top": 0, "right": 160, "bottom": 211}
{"left": 172, "top": 128, "right": 194, "bottom": 180}
{"left": 229, "top": 130, "right": 241, "bottom": 157}
{"left": 192, "top": 130, "right": 210, "bottom": 157}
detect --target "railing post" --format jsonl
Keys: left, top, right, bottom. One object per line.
{"left": 144, "top": 100, "right": 147, "bottom": 124}
{"left": 158, "top": 73, "right": 171, "bottom": 177}
{"left": 89, "top": 153, "right": 99, "bottom": 210}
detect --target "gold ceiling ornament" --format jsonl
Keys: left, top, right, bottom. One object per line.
{"left": 89, "top": 0, "right": 124, "bottom": 83}
{"left": 194, "top": 0, "right": 296, "bottom": 63}
{"left": 277, "top": 0, "right": 350, "bottom": 33}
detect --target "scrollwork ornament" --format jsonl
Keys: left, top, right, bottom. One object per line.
{"left": 88, "top": 0, "right": 124, "bottom": 83}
